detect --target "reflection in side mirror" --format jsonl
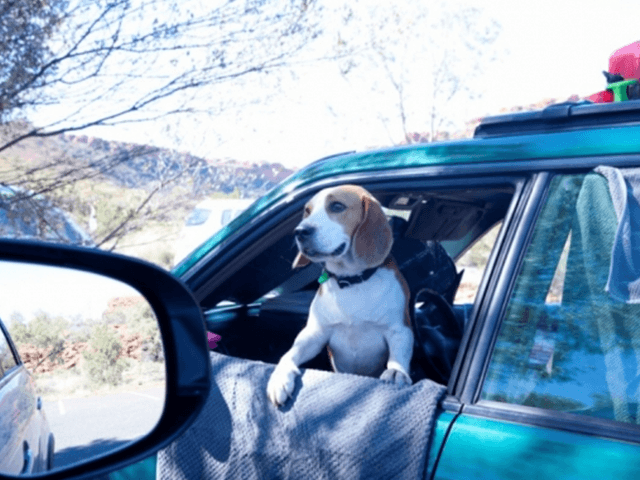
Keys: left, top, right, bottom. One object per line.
{"left": 0, "top": 261, "right": 165, "bottom": 476}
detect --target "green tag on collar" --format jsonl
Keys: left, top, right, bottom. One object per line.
{"left": 318, "top": 270, "right": 329, "bottom": 284}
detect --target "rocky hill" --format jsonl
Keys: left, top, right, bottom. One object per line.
{"left": 0, "top": 122, "right": 294, "bottom": 198}
{"left": 0, "top": 123, "right": 299, "bottom": 265}
{"left": 18, "top": 324, "right": 143, "bottom": 375}
{"left": 58, "top": 133, "right": 295, "bottom": 198}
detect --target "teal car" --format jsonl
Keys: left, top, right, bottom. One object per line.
{"left": 110, "top": 99, "right": 640, "bottom": 479}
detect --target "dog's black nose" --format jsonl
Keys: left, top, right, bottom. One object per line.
{"left": 294, "top": 225, "right": 315, "bottom": 241}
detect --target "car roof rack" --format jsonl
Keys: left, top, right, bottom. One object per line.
{"left": 474, "top": 99, "right": 640, "bottom": 139}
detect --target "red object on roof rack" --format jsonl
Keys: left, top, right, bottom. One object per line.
{"left": 586, "top": 41, "right": 640, "bottom": 103}
{"left": 610, "top": 41, "right": 640, "bottom": 80}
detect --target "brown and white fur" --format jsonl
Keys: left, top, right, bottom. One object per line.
{"left": 267, "top": 185, "right": 413, "bottom": 407}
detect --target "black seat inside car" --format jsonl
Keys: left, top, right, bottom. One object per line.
{"left": 388, "top": 216, "right": 464, "bottom": 384}
{"left": 389, "top": 216, "right": 461, "bottom": 304}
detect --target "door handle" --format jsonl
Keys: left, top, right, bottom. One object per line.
{"left": 21, "top": 441, "right": 33, "bottom": 475}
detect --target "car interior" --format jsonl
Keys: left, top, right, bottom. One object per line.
{"left": 202, "top": 183, "right": 515, "bottom": 386}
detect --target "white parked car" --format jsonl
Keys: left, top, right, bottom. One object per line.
{"left": 174, "top": 198, "right": 254, "bottom": 264}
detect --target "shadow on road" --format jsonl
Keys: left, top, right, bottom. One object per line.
{"left": 54, "top": 438, "right": 133, "bottom": 470}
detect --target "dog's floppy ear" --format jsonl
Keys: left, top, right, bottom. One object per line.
{"left": 292, "top": 251, "right": 311, "bottom": 269}
{"left": 353, "top": 193, "right": 393, "bottom": 267}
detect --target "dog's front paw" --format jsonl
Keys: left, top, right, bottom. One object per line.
{"left": 380, "top": 368, "right": 412, "bottom": 386}
{"left": 267, "top": 358, "right": 301, "bottom": 407}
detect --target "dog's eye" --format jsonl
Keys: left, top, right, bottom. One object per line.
{"left": 304, "top": 206, "right": 311, "bottom": 216}
{"left": 329, "top": 201, "right": 346, "bottom": 213}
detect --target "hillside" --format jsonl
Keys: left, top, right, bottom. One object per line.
{"left": 0, "top": 123, "right": 296, "bottom": 266}
{"left": 59, "top": 134, "right": 294, "bottom": 195}
{"left": 0, "top": 123, "right": 294, "bottom": 197}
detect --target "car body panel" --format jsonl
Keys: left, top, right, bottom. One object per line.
{"left": 0, "top": 315, "right": 53, "bottom": 474}
{"left": 0, "top": 362, "right": 50, "bottom": 474}
{"left": 426, "top": 410, "right": 458, "bottom": 477}
{"left": 107, "top": 455, "right": 156, "bottom": 480}
{"left": 433, "top": 414, "right": 640, "bottom": 480}
{"left": 0, "top": 367, "right": 37, "bottom": 474}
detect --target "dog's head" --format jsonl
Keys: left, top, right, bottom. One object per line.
{"left": 292, "top": 185, "right": 393, "bottom": 272}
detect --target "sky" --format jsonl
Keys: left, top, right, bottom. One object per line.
{"left": 58, "top": 1, "right": 640, "bottom": 170}
{"left": 0, "top": 261, "right": 142, "bottom": 323}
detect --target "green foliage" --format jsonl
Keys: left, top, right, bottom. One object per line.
{"left": 8, "top": 312, "right": 28, "bottom": 344}
{"left": 83, "top": 324, "right": 129, "bottom": 386}
{"left": 0, "top": 0, "right": 66, "bottom": 122}
{"left": 210, "top": 188, "right": 242, "bottom": 200}
{"left": 457, "top": 222, "right": 500, "bottom": 269}
{"left": 53, "top": 175, "right": 194, "bottom": 267}
{"left": 104, "top": 301, "right": 163, "bottom": 362}
{"left": 28, "top": 311, "right": 69, "bottom": 349}
{"left": 56, "top": 178, "right": 153, "bottom": 241}
{"left": 129, "top": 304, "right": 163, "bottom": 362}
{"left": 0, "top": 122, "right": 266, "bottom": 270}
{"left": 66, "top": 314, "right": 96, "bottom": 343}
{"left": 9, "top": 311, "right": 68, "bottom": 366}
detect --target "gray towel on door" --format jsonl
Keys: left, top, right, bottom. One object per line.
{"left": 156, "top": 351, "right": 446, "bottom": 480}
{"left": 595, "top": 166, "right": 640, "bottom": 303}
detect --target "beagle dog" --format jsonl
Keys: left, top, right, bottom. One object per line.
{"left": 267, "top": 185, "right": 413, "bottom": 407}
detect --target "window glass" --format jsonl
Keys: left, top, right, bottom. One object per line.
{"left": 185, "top": 208, "right": 211, "bottom": 226}
{"left": 221, "top": 209, "right": 233, "bottom": 226}
{"left": 483, "top": 172, "right": 640, "bottom": 425}
{"left": 382, "top": 207, "right": 412, "bottom": 221}
{"left": 0, "top": 326, "right": 18, "bottom": 376}
{"left": 455, "top": 222, "right": 501, "bottom": 304}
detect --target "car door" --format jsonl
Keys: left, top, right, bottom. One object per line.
{"left": 0, "top": 319, "right": 43, "bottom": 474}
{"left": 432, "top": 168, "right": 640, "bottom": 479}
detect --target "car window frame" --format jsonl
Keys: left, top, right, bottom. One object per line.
{"left": 459, "top": 160, "right": 640, "bottom": 444}
{"left": 182, "top": 163, "right": 530, "bottom": 296}
{"left": 191, "top": 164, "right": 530, "bottom": 368}
{"left": 0, "top": 319, "right": 20, "bottom": 378}
{"left": 192, "top": 171, "right": 526, "bottom": 302}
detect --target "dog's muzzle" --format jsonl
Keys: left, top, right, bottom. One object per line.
{"left": 294, "top": 225, "right": 347, "bottom": 258}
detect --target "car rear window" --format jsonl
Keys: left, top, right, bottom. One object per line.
{"left": 185, "top": 208, "right": 211, "bottom": 226}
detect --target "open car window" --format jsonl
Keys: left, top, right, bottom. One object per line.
{"left": 202, "top": 181, "right": 516, "bottom": 385}
{"left": 204, "top": 183, "right": 514, "bottom": 309}
{"left": 454, "top": 222, "right": 502, "bottom": 305}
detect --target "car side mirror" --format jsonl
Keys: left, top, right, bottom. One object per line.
{"left": 0, "top": 240, "right": 210, "bottom": 480}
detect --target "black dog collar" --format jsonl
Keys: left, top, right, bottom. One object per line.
{"left": 319, "top": 266, "right": 380, "bottom": 289}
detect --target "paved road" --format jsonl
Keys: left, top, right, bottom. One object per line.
{"left": 43, "top": 386, "right": 165, "bottom": 469}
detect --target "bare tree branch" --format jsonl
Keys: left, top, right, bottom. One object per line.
{"left": 1, "top": 0, "right": 323, "bottom": 148}
{"left": 336, "top": 2, "right": 501, "bottom": 144}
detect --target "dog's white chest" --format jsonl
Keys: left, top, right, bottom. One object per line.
{"left": 314, "top": 268, "right": 404, "bottom": 325}
{"left": 327, "top": 323, "right": 389, "bottom": 375}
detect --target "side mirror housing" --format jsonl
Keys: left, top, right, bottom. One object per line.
{"left": 0, "top": 240, "right": 210, "bottom": 480}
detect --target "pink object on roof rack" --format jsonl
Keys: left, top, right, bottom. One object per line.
{"left": 609, "top": 41, "right": 640, "bottom": 80}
